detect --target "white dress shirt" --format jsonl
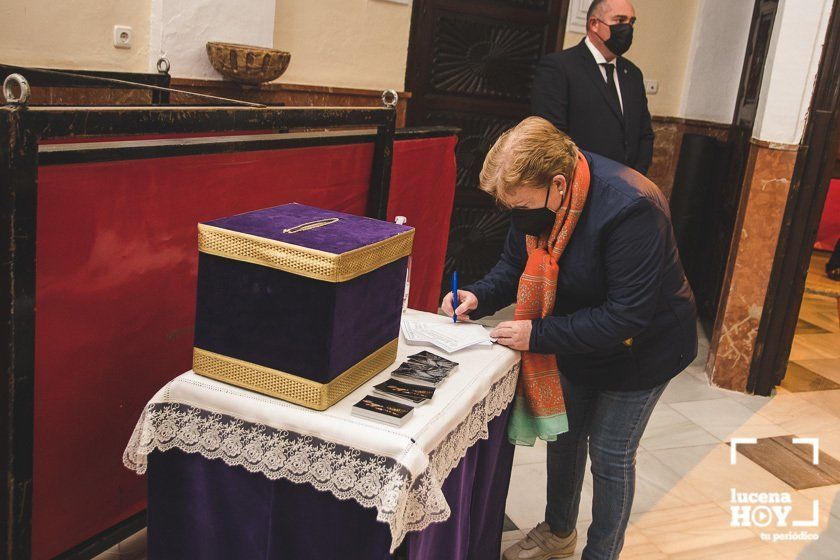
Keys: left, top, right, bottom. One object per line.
{"left": 584, "top": 36, "right": 624, "bottom": 113}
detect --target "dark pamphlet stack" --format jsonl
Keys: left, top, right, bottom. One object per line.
{"left": 351, "top": 396, "right": 415, "bottom": 427}
{"left": 390, "top": 351, "right": 458, "bottom": 388}
{"left": 372, "top": 379, "right": 435, "bottom": 406}
{"left": 351, "top": 351, "right": 458, "bottom": 426}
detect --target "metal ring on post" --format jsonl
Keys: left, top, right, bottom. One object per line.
{"left": 3, "top": 73, "right": 31, "bottom": 105}
{"left": 381, "top": 89, "right": 398, "bottom": 108}
{"left": 156, "top": 57, "right": 171, "bottom": 74}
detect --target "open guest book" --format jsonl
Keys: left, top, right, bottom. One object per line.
{"left": 401, "top": 317, "right": 496, "bottom": 353}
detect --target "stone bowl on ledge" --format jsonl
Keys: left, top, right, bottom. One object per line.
{"left": 206, "top": 42, "right": 291, "bottom": 85}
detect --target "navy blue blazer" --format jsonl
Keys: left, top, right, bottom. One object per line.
{"left": 465, "top": 152, "right": 697, "bottom": 390}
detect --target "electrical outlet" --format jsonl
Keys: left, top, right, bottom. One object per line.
{"left": 644, "top": 79, "right": 658, "bottom": 95}
{"left": 114, "top": 25, "right": 132, "bottom": 49}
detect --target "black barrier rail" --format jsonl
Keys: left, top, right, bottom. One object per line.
{"left": 0, "top": 102, "right": 443, "bottom": 560}
{"left": 0, "top": 63, "right": 173, "bottom": 105}
{"left": 38, "top": 126, "right": 459, "bottom": 166}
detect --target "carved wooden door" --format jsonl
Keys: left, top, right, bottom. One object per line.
{"left": 405, "top": 0, "right": 569, "bottom": 290}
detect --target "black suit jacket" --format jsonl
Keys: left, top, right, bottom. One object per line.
{"left": 531, "top": 39, "right": 655, "bottom": 174}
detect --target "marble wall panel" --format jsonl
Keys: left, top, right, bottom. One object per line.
{"left": 647, "top": 117, "right": 730, "bottom": 200}
{"left": 707, "top": 142, "right": 799, "bottom": 391}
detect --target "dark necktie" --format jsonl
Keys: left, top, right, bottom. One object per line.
{"left": 601, "top": 63, "right": 622, "bottom": 114}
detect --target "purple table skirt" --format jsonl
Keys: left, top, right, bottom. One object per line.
{"left": 147, "top": 401, "right": 515, "bottom": 560}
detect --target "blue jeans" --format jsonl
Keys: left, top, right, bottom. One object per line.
{"left": 545, "top": 376, "right": 668, "bottom": 560}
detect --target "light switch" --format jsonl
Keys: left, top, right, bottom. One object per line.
{"left": 644, "top": 79, "right": 658, "bottom": 94}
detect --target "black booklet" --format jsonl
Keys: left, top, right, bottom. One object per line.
{"left": 406, "top": 351, "right": 458, "bottom": 371}
{"left": 390, "top": 362, "right": 449, "bottom": 387}
{"left": 351, "top": 395, "right": 414, "bottom": 426}
{"left": 373, "top": 378, "right": 435, "bottom": 406}
{"left": 391, "top": 351, "right": 458, "bottom": 387}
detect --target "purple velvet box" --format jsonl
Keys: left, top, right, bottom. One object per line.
{"left": 193, "top": 203, "right": 413, "bottom": 410}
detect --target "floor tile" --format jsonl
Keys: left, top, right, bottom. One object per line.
{"left": 795, "top": 318, "right": 830, "bottom": 335}
{"left": 640, "top": 403, "right": 719, "bottom": 450}
{"left": 749, "top": 392, "right": 840, "bottom": 436}
{"left": 630, "top": 450, "right": 712, "bottom": 513}
{"left": 660, "top": 372, "right": 729, "bottom": 405}
{"left": 91, "top": 529, "right": 146, "bottom": 560}
{"left": 629, "top": 503, "right": 764, "bottom": 557}
{"left": 117, "top": 528, "right": 146, "bottom": 557}
{"left": 502, "top": 514, "right": 518, "bottom": 532}
{"left": 812, "top": 427, "right": 840, "bottom": 461}
{"left": 789, "top": 333, "right": 840, "bottom": 361}
{"left": 799, "top": 484, "right": 840, "bottom": 523}
{"left": 781, "top": 362, "right": 840, "bottom": 392}
{"left": 512, "top": 438, "right": 546, "bottom": 466}
{"left": 649, "top": 444, "right": 796, "bottom": 503}
{"left": 797, "top": 293, "right": 840, "bottom": 334}
{"left": 732, "top": 435, "right": 840, "bottom": 489}
{"left": 795, "top": 358, "right": 840, "bottom": 384}
{"left": 505, "top": 458, "right": 595, "bottom": 532}
{"left": 670, "top": 398, "right": 788, "bottom": 441}
{"left": 733, "top": 495, "right": 840, "bottom": 560}
{"left": 618, "top": 540, "right": 668, "bottom": 559}
{"left": 727, "top": 389, "right": 776, "bottom": 412}
{"left": 504, "top": 462, "right": 549, "bottom": 531}
{"left": 798, "top": 389, "right": 840, "bottom": 420}
{"left": 91, "top": 552, "right": 122, "bottom": 560}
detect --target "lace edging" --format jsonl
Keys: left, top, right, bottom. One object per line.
{"left": 123, "top": 362, "right": 518, "bottom": 552}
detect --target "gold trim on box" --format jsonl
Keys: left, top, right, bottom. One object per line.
{"left": 197, "top": 223, "right": 414, "bottom": 283}
{"left": 192, "top": 339, "right": 398, "bottom": 410}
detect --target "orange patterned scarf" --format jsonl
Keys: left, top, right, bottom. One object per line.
{"left": 507, "top": 151, "right": 590, "bottom": 446}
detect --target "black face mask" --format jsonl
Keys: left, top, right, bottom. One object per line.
{"left": 599, "top": 21, "right": 634, "bottom": 56}
{"left": 510, "top": 188, "right": 556, "bottom": 236}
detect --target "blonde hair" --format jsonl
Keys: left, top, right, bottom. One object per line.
{"left": 479, "top": 116, "right": 578, "bottom": 207}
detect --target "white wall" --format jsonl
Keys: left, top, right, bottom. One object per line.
{"left": 149, "top": 0, "right": 276, "bottom": 79}
{"left": 752, "top": 0, "right": 833, "bottom": 144}
{"left": 0, "top": 0, "right": 151, "bottom": 72}
{"left": 679, "top": 0, "right": 754, "bottom": 123}
{"left": 274, "top": 0, "right": 412, "bottom": 91}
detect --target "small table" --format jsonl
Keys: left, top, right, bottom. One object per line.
{"left": 124, "top": 310, "right": 520, "bottom": 559}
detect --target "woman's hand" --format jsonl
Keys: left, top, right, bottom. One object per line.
{"left": 441, "top": 290, "right": 478, "bottom": 322}
{"left": 490, "top": 320, "right": 532, "bottom": 351}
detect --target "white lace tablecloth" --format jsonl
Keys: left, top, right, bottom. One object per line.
{"left": 123, "top": 310, "right": 520, "bottom": 552}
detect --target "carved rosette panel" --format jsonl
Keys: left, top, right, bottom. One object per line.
{"left": 427, "top": 111, "right": 520, "bottom": 192}
{"left": 430, "top": 15, "right": 544, "bottom": 101}
{"left": 443, "top": 206, "right": 511, "bottom": 290}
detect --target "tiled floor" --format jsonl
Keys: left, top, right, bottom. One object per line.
{"left": 96, "top": 292, "right": 840, "bottom": 560}
{"left": 502, "top": 292, "right": 840, "bottom": 559}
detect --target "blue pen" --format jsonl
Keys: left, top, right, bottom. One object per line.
{"left": 451, "top": 271, "right": 459, "bottom": 323}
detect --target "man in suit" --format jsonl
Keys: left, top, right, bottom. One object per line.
{"left": 532, "top": 0, "right": 655, "bottom": 175}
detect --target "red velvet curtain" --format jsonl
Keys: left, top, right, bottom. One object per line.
{"left": 815, "top": 179, "right": 840, "bottom": 251}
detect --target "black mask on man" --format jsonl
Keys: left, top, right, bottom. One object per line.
{"left": 600, "top": 21, "right": 633, "bottom": 56}
{"left": 510, "top": 188, "right": 556, "bottom": 236}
